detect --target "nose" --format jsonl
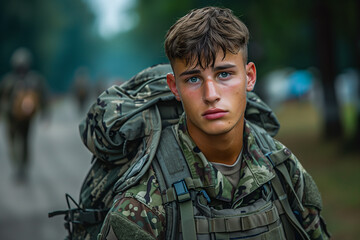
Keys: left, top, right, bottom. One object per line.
{"left": 203, "top": 79, "right": 220, "bottom": 104}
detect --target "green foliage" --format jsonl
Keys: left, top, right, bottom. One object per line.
{"left": 133, "top": 0, "right": 196, "bottom": 61}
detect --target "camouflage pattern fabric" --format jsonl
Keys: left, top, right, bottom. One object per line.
{"left": 72, "top": 64, "right": 176, "bottom": 239}
{"left": 73, "top": 63, "right": 328, "bottom": 239}
{"left": 79, "top": 64, "right": 174, "bottom": 163}
{"left": 97, "top": 114, "right": 329, "bottom": 240}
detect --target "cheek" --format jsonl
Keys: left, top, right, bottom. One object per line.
{"left": 180, "top": 92, "right": 196, "bottom": 111}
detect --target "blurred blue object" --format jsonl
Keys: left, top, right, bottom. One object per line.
{"left": 288, "top": 70, "right": 313, "bottom": 98}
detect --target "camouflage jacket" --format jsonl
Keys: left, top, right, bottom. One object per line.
{"left": 97, "top": 115, "right": 329, "bottom": 240}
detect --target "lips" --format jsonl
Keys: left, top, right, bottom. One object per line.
{"left": 202, "top": 108, "right": 228, "bottom": 120}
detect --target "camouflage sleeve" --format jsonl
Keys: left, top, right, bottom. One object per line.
{"left": 98, "top": 167, "right": 166, "bottom": 240}
{"left": 280, "top": 144, "right": 330, "bottom": 239}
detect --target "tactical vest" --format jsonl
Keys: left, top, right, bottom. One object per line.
{"left": 149, "top": 125, "right": 310, "bottom": 240}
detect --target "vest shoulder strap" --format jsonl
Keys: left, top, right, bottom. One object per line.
{"left": 153, "top": 126, "right": 196, "bottom": 240}
{"left": 248, "top": 121, "right": 309, "bottom": 239}
{"left": 154, "top": 126, "right": 191, "bottom": 186}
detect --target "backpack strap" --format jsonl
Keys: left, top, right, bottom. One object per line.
{"left": 272, "top": 174, "right": 310, "bottom": 240}
{"left": 153, "top": 126, "right": 197, "bottom": 240}
{"left": 247, "top": 121, "right": 310, "bottom": 240}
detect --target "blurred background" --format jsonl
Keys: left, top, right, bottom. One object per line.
{"left": 0, "top": 0, "right": 359, "bottom": 239}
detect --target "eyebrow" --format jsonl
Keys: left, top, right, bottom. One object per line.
{"left": 213, "top": 64, "right": 236, "bottom": 71}
{"left": 179, "top": 69, "right": 201, "bottom": 77}
{"left": 179, "top": 64, "right": 237, "bottom": 77}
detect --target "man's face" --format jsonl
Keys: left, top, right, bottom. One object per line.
{"left": 167, "top": 52, "right": 256, "bottom": 137}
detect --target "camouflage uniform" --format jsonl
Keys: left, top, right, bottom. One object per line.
{"left": 98, "top": 114, "right": 328, "bottom": 240}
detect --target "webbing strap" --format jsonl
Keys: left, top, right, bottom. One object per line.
{"left": 179, "top": 200, "right": 197, "bottom": 240}
{"left": 185, "top": 204, "right": 279, "bottom": 234}
{"left": 269, "top": 148, "right": 290, "bottom": 165}
{"left": 273, "top": 199, "right": 285, "bottom": 215}
{"left": 155, "top": 126, "right": 191, "bottom": 186}
{"left": 272, "top": 175, "right": 310, "bottom": 240}
{"left": 277, "top": 163, "right": 305, "bottom": 211}
{"left": 249, "top": 121, "right": 308, "bottom": 239}
{"left": 155, "top": 126, "right": 197, "bottom": 240}
{"left": 270, "top": 148, "right": 304, "bottom": 212}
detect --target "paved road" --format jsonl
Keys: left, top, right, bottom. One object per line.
{"left": 0, "top": 96, "right": 93, "bottom": 240}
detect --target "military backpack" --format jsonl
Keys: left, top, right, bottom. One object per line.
{"left": 49, "top": 63, "right": 315, "bottom": 240}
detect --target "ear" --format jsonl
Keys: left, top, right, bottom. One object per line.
{"left": 166, "top": 73, "right": 181, "bottom": 101}
{"left": 245, "top": 62, "right": 256, "bottom": 92}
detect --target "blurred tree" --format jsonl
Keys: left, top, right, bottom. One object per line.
{"left": 50, "top": 0, "right": 99, "bottom": 92}
{"left": 133, "top": 0, "right": 196, "bottom": 62}
{"left": 351, "top": 0, "right": 360, "bottom": 150}
{"left": 94, "top": 0, "right": 199, "bottom": 81}
{"left": 312, "top": 0, "right": 342, "bottom": 138}
{"left": 0, "top": 0, "right": 99, "bottom": 93}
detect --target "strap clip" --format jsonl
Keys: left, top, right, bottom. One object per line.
{"left": 200, "top": 190, "right": 211, "bottom": 203}
{"left": 173, "top": 179, "right": 191, "bottom": 203}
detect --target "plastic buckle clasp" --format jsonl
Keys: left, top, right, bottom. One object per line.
{"left": 200, "top": 190, "right": 211, "bottom": 203}
{"left": 173, "top": 179, "right": 191, "bottom": 203}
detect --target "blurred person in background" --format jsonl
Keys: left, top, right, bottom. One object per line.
{"left": 72, "top": 66, "right": 91, "bottom": 113}
{"left": 0, "top": 47, "right": 48, "bottom": 182}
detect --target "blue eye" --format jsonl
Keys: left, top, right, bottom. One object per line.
{"left": 218, "top": 72, "right": 230, "bottom": 79}
{"left": 187, "top": 76, "right": 200, "bottom": 83}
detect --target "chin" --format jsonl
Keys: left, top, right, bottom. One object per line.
{"left": 202, "top": 124, "right": 234, "bottom": 136}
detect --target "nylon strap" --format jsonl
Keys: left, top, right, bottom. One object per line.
{"left": 155, "top": 127, "right": 191, "bottom": 186}
{"left": 269, "top": 149, "right": 289, "bottom": 165}
{"left": 249, "top": 121, "right": 308, "bottom": 239}
{"left": 183, "top": 204, "right": 279, "bottom": 233}
{"left": 277, "top": 163, "right": 305, "bottom": 211}
{"left": 272, "top": 175, "right": 310, "bottom": 240}
{"left": 270, "top": 148, "right": 304, "bottom": 211}
{"left": 179, "top": 199, "right": 197, "bottom": 240}
{"left": 154, "top": 126, "right": 197, "bottom": 240}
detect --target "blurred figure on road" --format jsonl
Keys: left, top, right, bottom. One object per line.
{"left": 72, "top": 66, "right": 91, "bottom": 112}
{"left": 0, "top": 47, "right": 48, "bottom": 182}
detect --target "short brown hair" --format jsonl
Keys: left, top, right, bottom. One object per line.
{"left": 164, "top": 6, "right": 249, "bottom": 68}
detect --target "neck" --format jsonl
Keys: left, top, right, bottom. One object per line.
{"left": 188, "top": 119, "right": 245, "bottom": 165}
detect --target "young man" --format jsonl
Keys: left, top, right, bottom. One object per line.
{"left": 95, "top": 6, "right": 329, "bottom": 240}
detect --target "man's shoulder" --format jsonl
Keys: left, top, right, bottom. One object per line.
{"left": 272, "top": 138, "right": 305, "bottom": 170}
{"left": 121, "top": 165, "right": 164, "bottom": 212}
{"left": 102, "top": 166, "right": 166, "bottom": 239}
